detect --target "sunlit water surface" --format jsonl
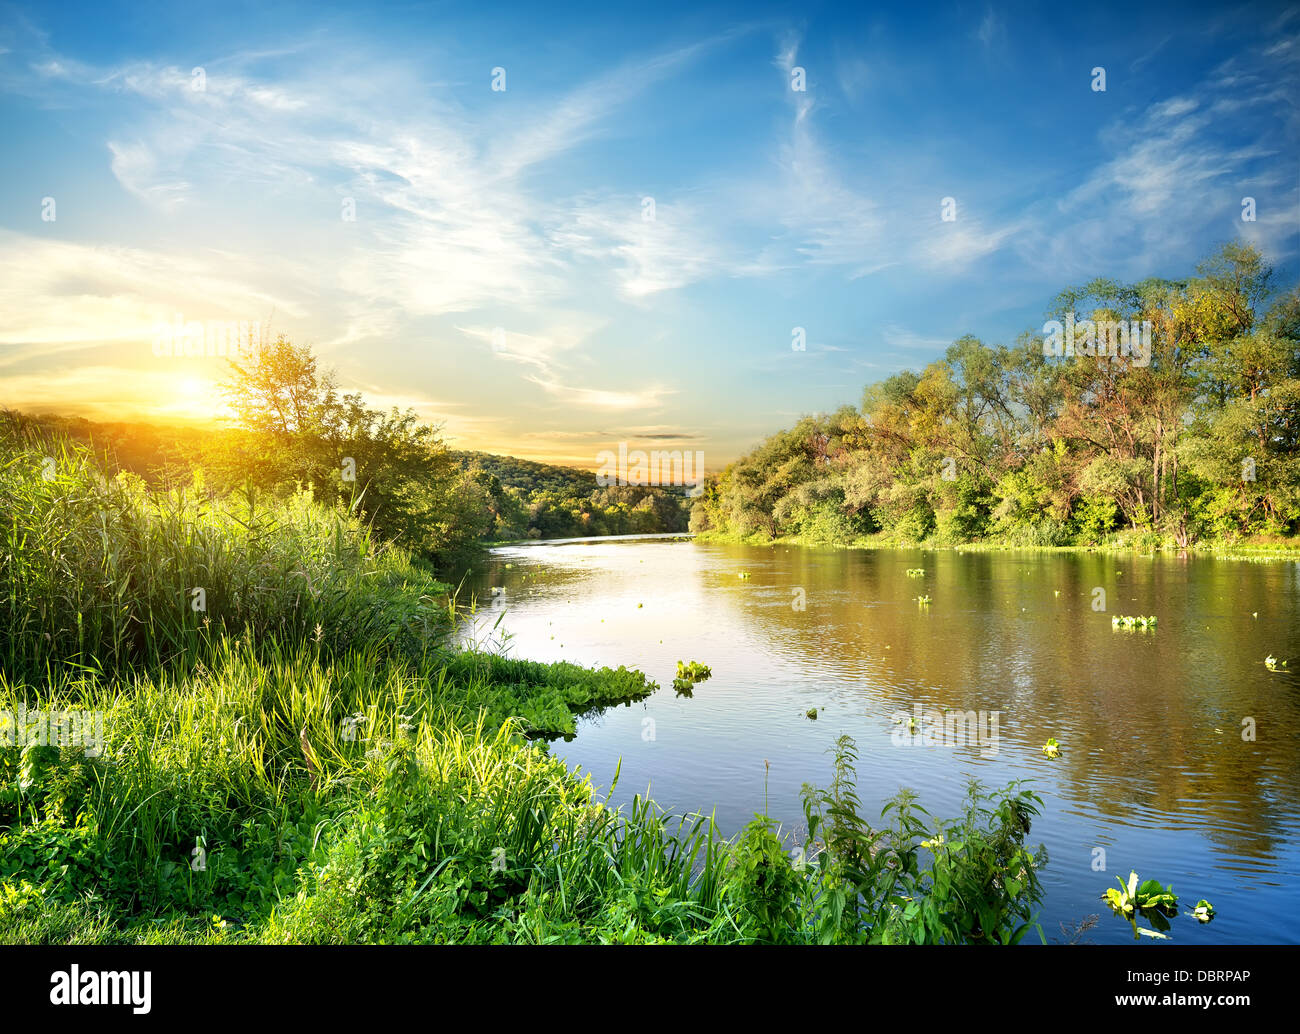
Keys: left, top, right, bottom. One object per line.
{"left": 459, "top": 538, "right": 1300, "bottom": 944}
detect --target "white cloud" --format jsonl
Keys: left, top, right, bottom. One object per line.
{"left": 524, "top": 376, "right": 671, "bottom": 411}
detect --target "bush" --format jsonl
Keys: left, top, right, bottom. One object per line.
{"left": 893, "top": 502, "right": 937, "bottom": 544}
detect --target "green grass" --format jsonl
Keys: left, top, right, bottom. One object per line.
{"left": 0, "top": 641, "right": 721, "bottom": 944}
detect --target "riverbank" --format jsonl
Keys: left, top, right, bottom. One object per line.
{"left": 693, "top": 529, "right": 1300, "bottom": 561}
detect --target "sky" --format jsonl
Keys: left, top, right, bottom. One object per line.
{"left": 1, "top": 0, "right": 1297, "bottom": 469}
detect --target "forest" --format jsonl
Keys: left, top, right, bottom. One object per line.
{"left": 692, "top": 243, "right": 1300, "bottom": 550}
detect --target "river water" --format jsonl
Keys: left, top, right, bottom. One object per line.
{"left": 459, "top": 536, "right": 1300, "bottom": 944}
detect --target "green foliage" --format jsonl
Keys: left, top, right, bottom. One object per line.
{"left": 1070, "top": 494, "right": 1120, "bottom": 544}
{"left": 718, "top": 815, "right": 804, "bottom": 944}
{"left": 450, "top": 451, "right": 690, "bottom": 542}
{"left": 1110, "top": 615, "right": 1157, "bottom": 630}
{"left": 797, "top": 737, "right": 1047, "bottom": 944}
{"left": 432, "top": 652, "right": 659, "bottom": 737}
{"left": 211, "top": 336, "right": 493, "bottom": 566}
{"left": 894, "top": 502, "right": 937, "bottom": 544}
{"left": 699, "top": 243, "right": 1299, "bottom": 551}
{"left": 1, "top": 653, "right": 1048, "bottom": 944}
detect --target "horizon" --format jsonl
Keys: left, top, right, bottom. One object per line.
{"left": 2, "top": 0, "right": 1298, "bottom": 470}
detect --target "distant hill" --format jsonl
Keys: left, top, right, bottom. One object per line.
{"left": 450, "top": 450, "right": 600, "bottom": 498}
{"left": 450, "top": 449, "right": 692, "bottom": 539}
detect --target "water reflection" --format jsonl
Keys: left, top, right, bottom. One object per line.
{"left": 458, "top": 541, "right": 1300, "bottom": 944}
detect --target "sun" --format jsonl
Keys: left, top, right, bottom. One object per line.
{"left": 177, "top": 376, "right": 207, "bottom": 399}
{"left": 163, "top": 374, "right": 227, "bottom": 421}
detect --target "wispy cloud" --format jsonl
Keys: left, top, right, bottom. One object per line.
{"left": 524, "top": 376, "right": 671, "bottom": 411}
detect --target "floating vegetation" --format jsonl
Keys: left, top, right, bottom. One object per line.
{"left": 1041, "top": 738, "right": 1061, "bottom": 759}
{"left": 906, "top": 568, "right": 925, "bottom": 576}
{"left": 1265, "top": 655, "right": 1289, "bottom": 671}
{"left": 675, "top": 660, "right": 712, "bottom": 683}
{"left": 1111, "top": 614, "right": 1157, "bottom": 630}
{"left": 673, "top": 660, "right": 712, "bottom": 697}
{"left": 1190, "top": 899, "right": 1216, "bottom": 923}
{"left": 805, "top": 707, "right": 818, "bottom": 720}
{"left": 637, "top": 602, "right": 643, "bottom": 608}
{"left": 915, "top": 595, "right": 932, "bottom": 605}
{"left": 737, "top": 571, "right": 751, "bottom": 579}
{"left": 1103, "top": 872, "right": 1180, "bottom": 940}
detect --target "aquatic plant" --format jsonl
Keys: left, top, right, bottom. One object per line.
{"left": 905, "top": 569, "right": 925, "bottom": 577}
{"left": 1190, "top": 899, "right": 1215, "bottom": 923}
{"left": 1110, "top": 615, "right": 1157, "bottom": 630}
{"left": 1264, "top": 655, "right": 1288, "bottom": 671}
{"left": 1041, "top": 738, "right": 1061, "bottom": 759}
{"left": 805, "top": 708, "right": 818, "bottom": 720}
{"left": 675, "top": 661, "right": 712, "bottom": 682}
{"left": 1102, "top": 871, "right": 1179, "bottom": 940}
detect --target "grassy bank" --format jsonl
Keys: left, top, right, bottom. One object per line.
{"left": 1, "top": 425, "right": 1049, "bottom": 944}
{"left": 694, "top": 528, "right": 1300, "bottom": 561}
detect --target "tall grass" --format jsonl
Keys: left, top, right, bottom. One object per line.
{"left": 0, "top": 413, "right": 449, "bottom": 677}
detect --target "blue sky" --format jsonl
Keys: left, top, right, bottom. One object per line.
{"left": 1, "top": 0, "right": 1297, "bottom": 466}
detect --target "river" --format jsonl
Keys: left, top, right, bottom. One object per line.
{"left": 459, "top": 536, "right": 1300, "bottom": 944}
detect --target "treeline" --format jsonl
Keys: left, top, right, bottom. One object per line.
{"left": 6, "top": 339, "right": 688, "bottom": 567}
{"left": 692, "top": 243, "right": 1300, "bottom": 548}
